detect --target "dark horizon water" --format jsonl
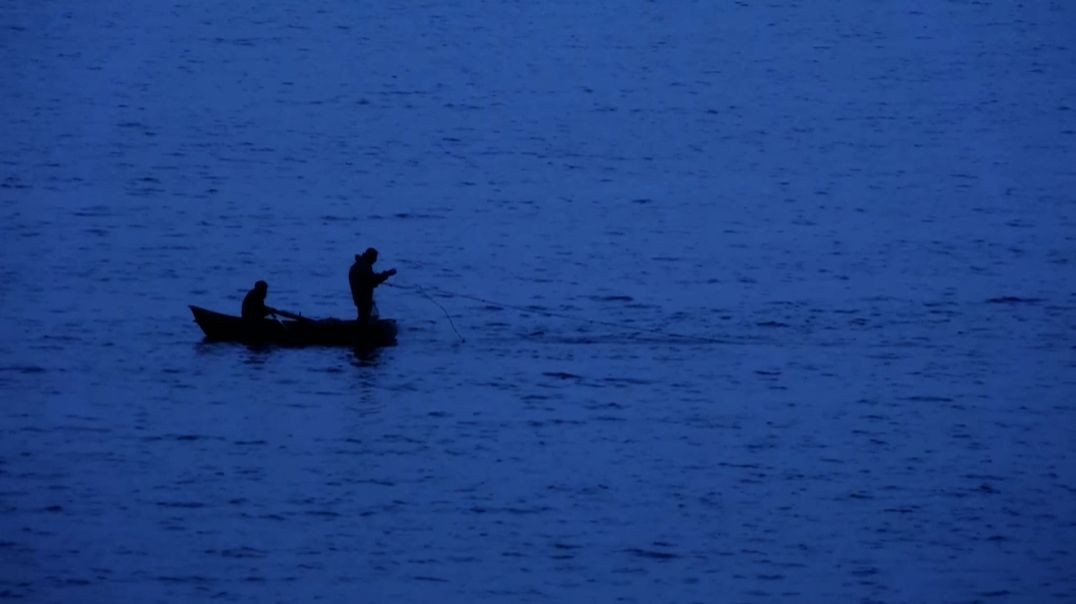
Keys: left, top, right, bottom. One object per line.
{"left": 2, "top": 1, "right": 1075, "bottom": 602}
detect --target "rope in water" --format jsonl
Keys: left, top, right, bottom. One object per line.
{"left": 387, "top": 282, "right": 733, "bottom": 345}
{"left": 387, "top": 283, "right": 466, "bottom": 342}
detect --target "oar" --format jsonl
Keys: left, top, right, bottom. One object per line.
{"left": 270, "top": 308, "right": 314, "bottom": 322}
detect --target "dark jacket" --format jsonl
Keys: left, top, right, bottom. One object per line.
{"left": 241, "top": 288, "right": 271, "bottom": 320}
{"left": 349, "top": 259, "right": 393, "bottom": 308}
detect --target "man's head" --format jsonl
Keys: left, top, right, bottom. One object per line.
{"left": 360, "top": 247, "right": 379, "bottom": 263}
{"left": 254, "top": 280, "right": 268, "bottom": 293}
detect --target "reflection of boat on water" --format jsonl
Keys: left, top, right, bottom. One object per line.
{"left": 189, "top": 305, "right": 397, "bottom": 348}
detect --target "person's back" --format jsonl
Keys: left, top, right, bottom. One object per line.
{"left": 348, "top": 258, "right": 376, "bottom": 303}
{"left": 242, "top": 280, "right": 272, "bottom": 320}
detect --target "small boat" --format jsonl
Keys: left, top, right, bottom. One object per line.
{"left": 189, "top": 305, "right": 397, "bottom": 348}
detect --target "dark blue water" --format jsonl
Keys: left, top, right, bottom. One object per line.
{"left": 2, "top": 1, "right": 1074, "bottom": 602}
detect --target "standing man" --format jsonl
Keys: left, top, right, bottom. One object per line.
{"left": 349, "top": 248, "right": 397, "bottom": 323}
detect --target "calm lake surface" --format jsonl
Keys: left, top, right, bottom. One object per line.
{"left": 2, "top": 1, "right": 1074, "bottom": 602}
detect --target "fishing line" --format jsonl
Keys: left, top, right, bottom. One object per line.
{"left": 388, "top": 283, "right": 466, "bottom": 343}
{"left": 389, "top": 282, "right": 732, "bottom": 345}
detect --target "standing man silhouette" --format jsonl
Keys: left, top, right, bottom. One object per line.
{"left": 349, "top": 248, "right": 396, "bottom": 323}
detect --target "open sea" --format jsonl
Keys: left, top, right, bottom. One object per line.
{"left": 2, "top": 1, "right": 1074, "bottom": 602}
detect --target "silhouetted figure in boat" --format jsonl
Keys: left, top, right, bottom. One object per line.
{"left": 241, "top": 280, "right": 278, "bottom": 320}
{"left": 349, "top": 248, "right": 396, "bottom": 323}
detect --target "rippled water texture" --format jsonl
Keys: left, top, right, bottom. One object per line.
{"left": 2, "top": 1, "right": 1074, "bottom": 602}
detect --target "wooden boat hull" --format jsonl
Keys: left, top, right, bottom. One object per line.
{"left": 189, "top": 305, "right": 397, "bottom": 348}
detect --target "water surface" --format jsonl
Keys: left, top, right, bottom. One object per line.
{"left": 2, "top": 1, "right": 1074, "bottom": 602}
